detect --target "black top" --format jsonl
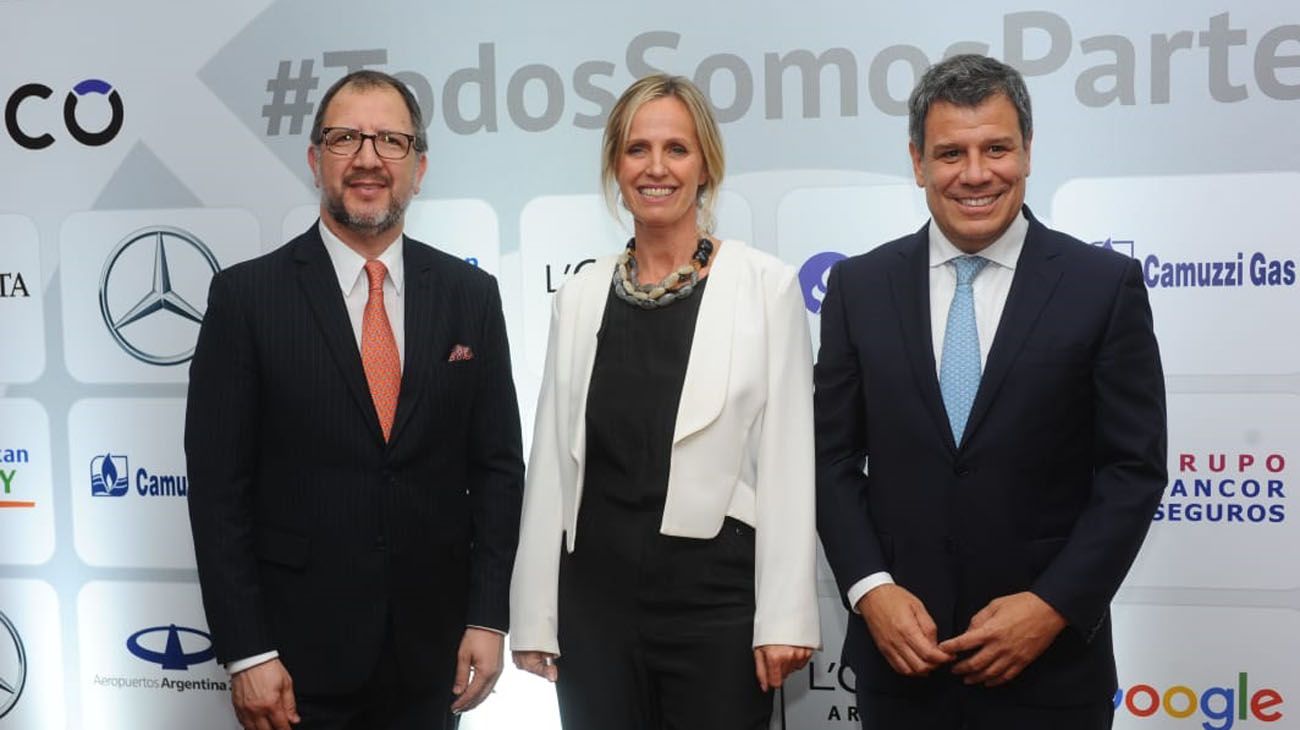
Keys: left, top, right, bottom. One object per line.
{"left": 581, "top": 277, "right": 709, "bottom": 518}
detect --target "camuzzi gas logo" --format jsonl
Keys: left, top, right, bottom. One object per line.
{"left": 1093, "top": 238, "right": 1296, "bottom": 289}
{"left": 89, "top": 453, "right": 187, "bottom": 498}
{"left": 1114, "top": 673, "right": 1283, "bottom": 729}
{"left": 1156, "top": 452, "right": 1286, "bottom": 525}
{"left": 89, "top": 453, "right": 129, "bottom": 497}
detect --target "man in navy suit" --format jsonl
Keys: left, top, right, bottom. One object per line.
{"left": 814, "top": 55, "right": 1167, "bottom": 729}
{"left": 186, "top": 70, "right": 523, "bottom": 730}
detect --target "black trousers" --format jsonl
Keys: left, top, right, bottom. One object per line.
{"left": 293, "top": 618, "right": 458, "bottom": 730}
{"left": 856, "top": 684, "right": 1114, "bottom": 730}
{"left": 556, "top": 516, "right": 771, "bottom": 730}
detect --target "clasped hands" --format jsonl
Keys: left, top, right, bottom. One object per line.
{"left": 514, "top": 644, "right": 812, "bottom": 692}
{"left": 858, "top": 584, "right": 1067, "bottom": 687}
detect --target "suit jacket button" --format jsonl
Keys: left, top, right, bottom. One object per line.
{"left": 954, "top": 465, "right": 971, "bottom": 477}
{"left": 373, "top": 536, "right": 387, "bottom": 551}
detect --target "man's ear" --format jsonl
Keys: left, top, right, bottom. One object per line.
{"left": 307, "top": 145, "right": 321, "bottom": 187}
{"left": 413, "top": 152, "right": 428, "bottom": 194}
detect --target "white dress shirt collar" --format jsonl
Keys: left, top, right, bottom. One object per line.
{"left": 927, "top": 209, "right": 1028, "bottom": 272}
{"left": 318, "top": 220, "right": 405, "bottom": 297}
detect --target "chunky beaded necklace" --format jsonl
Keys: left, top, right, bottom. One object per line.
{"left": 611, "top": 237, "right": 714, "bottom": 309}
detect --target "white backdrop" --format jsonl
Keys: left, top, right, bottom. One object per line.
{"left": 1, "top": 1, "right": 1297, "bottom": 728}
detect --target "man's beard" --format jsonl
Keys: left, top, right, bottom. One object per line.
{"left": 323, "top": 178, "right": 410, "bottom": 237}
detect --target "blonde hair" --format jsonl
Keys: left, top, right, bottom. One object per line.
{"left": 600, "top": 74, "right": 726, "bottom": 234}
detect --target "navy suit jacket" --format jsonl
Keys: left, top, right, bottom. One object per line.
{"left": 814, "top": 208, "right": 1166, "bottom": 704}
{"left": 185, "top": 225, "right": 524, "bottom": 695}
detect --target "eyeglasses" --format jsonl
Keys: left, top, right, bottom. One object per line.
{"left": 319, "top": 127, "right": 420, "bottom": 160}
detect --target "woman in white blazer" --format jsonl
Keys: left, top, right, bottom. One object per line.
{"left": 510, "top": 74, "right": 819, "bottom": 729}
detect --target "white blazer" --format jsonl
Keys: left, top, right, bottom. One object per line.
{"left": 510, "top": 240, "right": 820, "bottom": 655}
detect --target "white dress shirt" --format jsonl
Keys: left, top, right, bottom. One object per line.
{"left": 319, "top": 221, "right": 406, "bottom": 368}
{"left": 845, "top": 212, "right": 1028, "bottom": 612}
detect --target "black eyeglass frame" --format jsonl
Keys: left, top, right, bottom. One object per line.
{"left": 318, "top": 126, "right": 421, "bottom": 160}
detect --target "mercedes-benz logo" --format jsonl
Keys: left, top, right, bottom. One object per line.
{"left": 98, "top": 225, "right": 221, "bottom": 366}
{"left": 0, "top": 610, "right": 26, "bottom": 719}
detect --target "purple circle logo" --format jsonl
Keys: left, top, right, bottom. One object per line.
{"left": 798, "top": 251, "right": 847, "bottom": 314}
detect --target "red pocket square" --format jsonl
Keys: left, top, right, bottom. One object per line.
{"left": 447, "top": 344, "right": 474, "bottom": 362}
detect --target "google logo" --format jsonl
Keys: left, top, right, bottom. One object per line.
{"left": 1114, "top": 673, "right": 1282, "bottom": 729}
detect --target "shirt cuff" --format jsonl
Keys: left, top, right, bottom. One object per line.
{"left": 226, "top": 650, "right": 279, "bottom": 676}
{"left": 846, "top": 572, "right": 895, "bottom": 613}
{"left": 467, "top": 624, "right": 506, "bottom": 637}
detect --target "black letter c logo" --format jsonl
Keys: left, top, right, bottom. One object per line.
{"left": 5, "top": 83, "right": 54, "bottom": 149}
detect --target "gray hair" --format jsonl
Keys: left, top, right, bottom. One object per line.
{"left": 907, "top": 54, "right": 1032, "bottom": 152}
{"left": 309, "top": 70, "right": 428, "bottom": 154}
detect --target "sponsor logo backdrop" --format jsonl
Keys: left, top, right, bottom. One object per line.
{"left": 1, "top": 1, "right": 1296, "bottom": 727}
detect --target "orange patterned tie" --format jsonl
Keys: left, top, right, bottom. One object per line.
{"left": 362, "top": 260, "right": 401, "bottom": 441}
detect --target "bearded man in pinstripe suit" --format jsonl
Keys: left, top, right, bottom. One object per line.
{"left": 186, "top": 70, "right": 524, "bottom": 730}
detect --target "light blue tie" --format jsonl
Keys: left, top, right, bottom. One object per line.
{"left": 939, "top": 256, "right": 989, "bottom": 443}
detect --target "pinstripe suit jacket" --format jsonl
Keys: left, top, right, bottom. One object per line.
{"left": 185, "top": 224, "right": 524, "bottom": 695}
